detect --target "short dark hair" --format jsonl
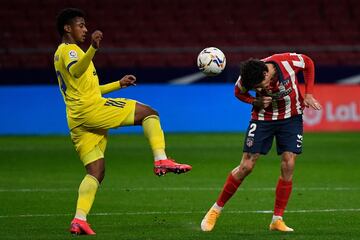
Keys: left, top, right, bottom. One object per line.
{"left": 56, "top": 8, "right": 85, "bottom": 36}
{"left": 240, "top": 59, "right": 268, "bottom": 90}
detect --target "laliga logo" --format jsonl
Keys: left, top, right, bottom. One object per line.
{"left": 303, "top": 108, "right": 322, "bottom": 126}
{"left": 304, "top": 101, "right": 360, "bottom": 126}
{"left": 326, "top": 102, "right": 360, "bottom": 121}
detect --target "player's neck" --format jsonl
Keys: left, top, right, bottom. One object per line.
{"left": 62, "top": 35, "right": 77, "bottom": 45}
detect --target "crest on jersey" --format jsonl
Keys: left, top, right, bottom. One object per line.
{"left": 69, "top": 50, "right": 78, "bottom": 60}
{"left": 246, "top": 137, "right": 254, "bottom": 147}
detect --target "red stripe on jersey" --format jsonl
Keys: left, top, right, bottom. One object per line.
{"left": 276, "top": 98, "right": 286, "bottom": 120}
{"left": 236, "top": 53, "right": 315, "bottom": 121}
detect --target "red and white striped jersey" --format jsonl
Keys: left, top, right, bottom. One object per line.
{"left": 235, "top": 53, "right": 315, "bottom": 121}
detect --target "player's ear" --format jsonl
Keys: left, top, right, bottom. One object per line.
{"left": 64, "top": 24, "right": 71, "bottom": 34}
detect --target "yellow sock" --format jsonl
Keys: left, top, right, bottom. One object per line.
{"left": 75, "top": 174, "right": 99, "bottom": 220}
{"left": 142, "top": 115, "right": 167, "bottom": 160}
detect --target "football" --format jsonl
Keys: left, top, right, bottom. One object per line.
{"left": 197, "top": 47, "right": 226, "bottom": 76}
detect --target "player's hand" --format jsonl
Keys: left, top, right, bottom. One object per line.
{"left": 91, "top": 30, "right": 103, "bottom": 49}
{"left": 304, "top": 94, "right": 322, "bottom": 110}
{"left": 119, "top": 75, "right": 137, "bottom": 88}
{"left": 253, "top": 96, "right": 272, "bottom": 109}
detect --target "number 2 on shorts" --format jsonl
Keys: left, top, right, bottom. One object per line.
{"left": 248, "top": 123, "right": 257, "bottom": 137}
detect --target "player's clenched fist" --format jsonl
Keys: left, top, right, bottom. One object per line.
{"left": 119, "top": 75, "right": 137, "bottom": 88}
{"left": 253, "top": 96, "right": 273, "bottom": 109}
{"left": 91, "top": 30, "right": 103, "bottom": 49}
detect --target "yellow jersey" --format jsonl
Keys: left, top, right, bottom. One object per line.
{"left": 54, "top": 43, "right": 106, "bottom": 130}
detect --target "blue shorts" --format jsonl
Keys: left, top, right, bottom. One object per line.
{"left": 243, "top": 115, "right": 303, "bottom": 155}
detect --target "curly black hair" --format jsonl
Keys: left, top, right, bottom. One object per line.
{"left": 56, "top": 8, "right": 85, "bottom": 37}
{"left": 239, "top": 59, "right": 268, "bottom": 90}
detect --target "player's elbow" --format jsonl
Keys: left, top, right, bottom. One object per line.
{"left": 70, "top": 69, "right": 84, "bottom": 79}
{"left": 302, "top": 54, "right": 314, "bottom": 65}
{"left": 234, "top": 86, "right": 241, "bottom": 98}
{"left": 100, "top": 89, "right": 109, "bottom": 95}
{"left": 69, "top": 64, "right": 86, "bottom": 78}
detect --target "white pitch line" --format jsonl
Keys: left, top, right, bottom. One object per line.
{"left": 0, "top": 187, "right": 359, "bottom": 192}
{"left": 0, "top": 209, "right": 359, "bottom": 219}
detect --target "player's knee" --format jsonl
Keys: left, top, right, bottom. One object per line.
{"left": 234, "top": 153, "right": 258, "bottom": 179}
{"left": 97, "top": 169, "right": 105, "bottom": 183}
{"left": 89, "top": 169, "right": 105, "bottom": 183}
{"left": 93, "top": 167, "right": 105, "bottom": 183}
{"left": 85, "top": 159, "right": 105, "bottom": 183}
{"left": 137, "top": 103, "right": 158, "bottom": 116}
{"left": 135, "top": 104, "right": 159, "bottom": 125}
{"left": 244, "top": 152, "right": 260, "bottom": 161}
{"left": 239, "top": 160, "right": 255, "bottom": 175}
{"left": 281, "top": 152, "right": 296, "bottom": 170}
{"left": 281, "top": 153, "right": 296, "bottom": 176}
{"left": 144, "top": 106, "right": 158, "bottom": 117}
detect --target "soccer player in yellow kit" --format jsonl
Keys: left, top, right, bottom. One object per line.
{"left": 54, "top": 8, "right": 192, "bottom": 235}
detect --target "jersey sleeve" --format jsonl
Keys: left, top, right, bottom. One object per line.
{"left": 300, "top": 54, "right": 315, "bottom": 94}
{"left": 274, "top": 53, "right": 315, "bottom": 94}
{"left": 60, "top": 44, "right": 97, "bottom": 78}
{"left": 289, "top": 53, "right": 315, "bottom": 94}
{"left": 60, "top": 44, "right": 81, "bottom": 72}
{"left": 100, "top": 81, "right": 121, "bottom": 95}
{"left": 234, "top": 76, "right": 255, "bottom": 104}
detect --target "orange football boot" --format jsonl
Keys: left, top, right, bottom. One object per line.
{"left": 154, "top": 159, "right": 192, "bottom": 176}
{"left": 70, "top": 218, "right": 96, "bottom": 235}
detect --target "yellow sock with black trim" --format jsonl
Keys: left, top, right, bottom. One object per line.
{"left": 142, "top": 115, "right": 167, "bottom": 160}
{"left": 74, "top": 174, "right": 99, "bottom": 221}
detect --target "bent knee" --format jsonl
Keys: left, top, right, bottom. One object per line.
{"left": 97, "top": 169, "right": 105, "bottom": 183}
{"left": 85, "top": 159, "right": 105, "bottom": 183}
{"left": 244, "top": 152, "right": 260, "bottom": 161}
{"left": 135, "top": 103, "right": 159, "bottom": 124}
{"left": 242, "top": 162, "right": 255, "bottom": 173}
{"left": 146, "top": 107, "right": 158, "bottom": 117}
{"left": 281, "top": 152, "right": 296, "bottom": 165}
{"left": 238, "top": 160, "right": 256, "bottom": 176}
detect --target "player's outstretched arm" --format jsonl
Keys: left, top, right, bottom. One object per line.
{"left": 69, "top": 30, "right": 103, "bottom": 78}
{"left": 100, "top": 75, "right": 137, "bottom": 95}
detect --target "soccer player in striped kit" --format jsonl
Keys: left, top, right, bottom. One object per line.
{"left": 201, "top": 53, "right": 322, "bottom": 232}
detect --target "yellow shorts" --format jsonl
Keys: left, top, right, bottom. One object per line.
{"left": 70, "top": 98, "right": 137, "bottom": 166}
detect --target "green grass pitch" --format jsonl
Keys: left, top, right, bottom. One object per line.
{"left": 0, "top": 132, "right": 359, "bottom": 239}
